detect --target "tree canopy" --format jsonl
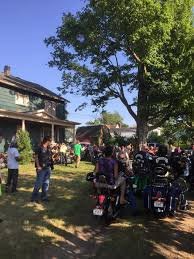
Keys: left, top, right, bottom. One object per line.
{"left": 45, "top": 0, "right": 193, "bottom": 145}
{"left": 86, "top": 111, "right": 128, "bottom": 127}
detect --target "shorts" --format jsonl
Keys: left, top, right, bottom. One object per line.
{"left": 75, "top": 155, "right": 81, "bottom": 162}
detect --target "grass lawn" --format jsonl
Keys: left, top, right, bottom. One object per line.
{"left": 0, "top": 162, "right": 193, "bottom": 259}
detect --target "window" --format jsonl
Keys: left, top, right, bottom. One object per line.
{"left": 15, "top": 93, "right": 29, "bottom": 106}
{"left": 45, "top": 100, "right": 56, "bottom": 116}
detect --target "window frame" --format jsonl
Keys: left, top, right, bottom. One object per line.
{"left": 15, "top": 93, "right": 29, "bottom": 107}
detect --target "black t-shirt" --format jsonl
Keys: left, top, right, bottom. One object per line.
{"left": 35, "top": 146, "right": 52, "bottom": 168}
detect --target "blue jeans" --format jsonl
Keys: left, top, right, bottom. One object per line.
{"left": 31, "top": 167, "right": 51, "bottom": 200}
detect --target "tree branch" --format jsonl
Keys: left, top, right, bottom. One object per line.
{"left": 104, "top": 51, "right": 137, "bottom": 121}
{"left": 128, "top": 47, "right": 142, "bottom": 63}
{"left": 127, "top": 47, "right": 147, "bottom": 74}
{"left": 114, "top": 53, "right": 137, "bottom": 121}
{"left": 149, "top": 111, "right": 172, "bottom": 131}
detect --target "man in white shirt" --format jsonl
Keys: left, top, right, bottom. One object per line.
{"left": 6, "top": 142, "right": 20, "bottom": 193}
{"left": 60, "top": 143, "right": 67, "bottom": 165}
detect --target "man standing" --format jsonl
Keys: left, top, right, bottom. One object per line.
{"left": 60, "top": 143, "right": 67, "bottom": 165}
{"left": 88, "top": 144, "right": 94, "bottom": 162}
{"left": 31, "top": 136, "right": 53, "bottom": 203}
{"left": 74, "top": 140, "right": 82, "bottom": 168}
{"left": 6, "top": 142, "right": 20, "bottom": 193}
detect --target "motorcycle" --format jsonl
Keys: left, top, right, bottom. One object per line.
{"left": 144, "top": 164, "right": 191, "bottom": 217}
{"left": 144, "top": 166, "right": 172, "bottom": 216}
{"left": 92, "top": 175, "right": 121, "bottom": 224}
{"left": 171, "top": 177, "right": 191, "bottom": 211}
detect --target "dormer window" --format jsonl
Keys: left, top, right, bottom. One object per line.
{"left": 45, "top": 100, "right": 56, "bottom": 116}
{"left": 15, "top": 93, "right": 29, "bottom": 106}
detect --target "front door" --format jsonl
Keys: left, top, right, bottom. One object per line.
{"left": 41, "top": 126, "right": 51, "bottom": 139}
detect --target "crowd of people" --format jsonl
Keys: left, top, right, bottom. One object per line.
{"left": 0, "top": 136, "right": 194, "bottom": 208}
{"left": 49, "top": 142, "right": 73, "bottom": 165}
{"left": 86, "top": 143, "right": 194, "bottom": 219}
{"left": 0, "top": 137, "right": 84, "bottom": 202}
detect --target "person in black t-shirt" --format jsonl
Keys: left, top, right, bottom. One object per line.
{"left": 31, "top": 136, "right": 53, "bottom": 203}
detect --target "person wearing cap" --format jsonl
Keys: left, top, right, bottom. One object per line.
{"left": 5, "top": 141, "right": 20, "bottom": 193}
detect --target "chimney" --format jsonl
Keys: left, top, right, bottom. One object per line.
{"left": 4, "top": 65, "right": 11, "bottom": 76}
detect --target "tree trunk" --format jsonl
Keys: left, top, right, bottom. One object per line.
{"left": 136, "top": 121, "right": 149, "bottom": 148}
{"left": 136, "top": 65, "right": 149, "bottom": 149}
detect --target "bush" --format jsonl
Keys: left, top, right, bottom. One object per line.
{"left": 16, "top": 130, "right": 33, "bottom": 164}
{"left": 147, "top": 131, "right": 165, "bottom": 144}
{"left": 103, "top": 133, "right": 136, "bottom": 147}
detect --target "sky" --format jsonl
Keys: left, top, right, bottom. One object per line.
{"left": 0, "top": 0, "right": 136, "bottom": 126}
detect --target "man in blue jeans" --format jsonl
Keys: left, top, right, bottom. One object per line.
{"left": 31, "top": 136, "right": 53, "bottom": 203}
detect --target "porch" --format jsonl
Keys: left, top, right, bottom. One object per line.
{"left": 0, "top": 109, "right": 78, "bottom": 149}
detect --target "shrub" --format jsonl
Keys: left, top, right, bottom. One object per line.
{"left": 16, "top": 130, "right": 33, "bottom": 164}
{"left": 147, "top": 132, "right": 165, "bottom": 144}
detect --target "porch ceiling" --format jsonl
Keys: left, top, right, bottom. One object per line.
{"left": 0, "top": 109, "right": 80, "bottom": 128}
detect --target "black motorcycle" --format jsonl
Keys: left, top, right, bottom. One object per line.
{"left": 143, "top": 162, "right": 174, "bottom": 217}
{"left": 151, "top": 166, "right": 171, "bottom": 216}
{"left": 172, "top": 177, "right": 191, "bottom": 211}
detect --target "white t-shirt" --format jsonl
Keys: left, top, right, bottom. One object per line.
{"left": 7, "top": 147, "right": 19, "bottom": 169}
{"left": 60, "top": 144, "right": 67, "bottom": 153}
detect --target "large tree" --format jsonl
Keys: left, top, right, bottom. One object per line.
{"left": 45, "top": 0, "right": 193, "bottom": 145}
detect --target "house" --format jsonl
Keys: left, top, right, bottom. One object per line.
{"left": 0, "top": 65, "right": 79, "bottom": 148}
{"left": 76, "top": 125, "right": 110, "bottom": 145}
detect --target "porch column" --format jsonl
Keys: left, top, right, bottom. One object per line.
{"left": 51, "top": 123, "right": 55, "bottom": 142}
{"left": 57, "top": 126, "right": 60, "bottom": 142}
{"left": 22, "top": 119, "right": 25, "bottom": 131}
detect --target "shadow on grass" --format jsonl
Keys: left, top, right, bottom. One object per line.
{"left": 0, "top": 164, "right": 194, "bottom": 259}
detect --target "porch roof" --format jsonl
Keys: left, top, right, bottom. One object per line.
{"left": 0, "top": 109, "right": 80, "bottom": 127}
